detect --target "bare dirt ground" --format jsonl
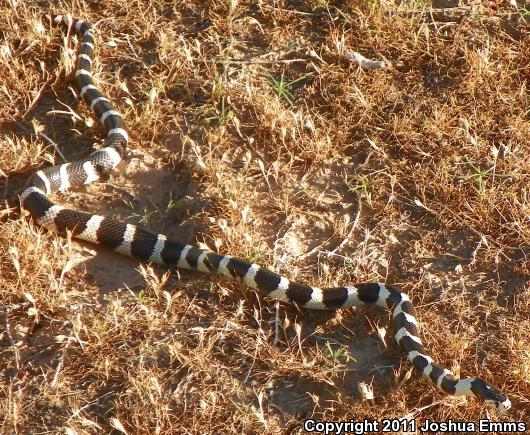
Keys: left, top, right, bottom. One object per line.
{"left": 0, "top": 1, "right": 529, "bottom": 433}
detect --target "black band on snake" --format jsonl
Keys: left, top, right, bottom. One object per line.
{"left": 19, "top": 15, "right": 511, "bottom": 411}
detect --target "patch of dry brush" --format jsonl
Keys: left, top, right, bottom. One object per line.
{"left": 0, "top": 0, "right": 529, "bottom": 433}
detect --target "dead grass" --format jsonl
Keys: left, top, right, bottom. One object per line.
{"left": 0, "top": 0, "right": 529, "bottom": 433}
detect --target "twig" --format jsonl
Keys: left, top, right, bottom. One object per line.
{"left": 10, "top": 118, "right": 68, "bottom": 163}
{"left": 260, "top": 4, "right": 323, "bottom": 16}
{"left": 347, "top": 52, "right": 387, "bottom": 70}
{"left": 272, "top": 301, "right": 280, "bottom": 347}
{"left": 102, "top": 182, "right": 141, "bottom": 203}
{"left": 21, "top": 75, "right": 55, "bottom": 118}
{"left": 386, "top": 6, "right": 476, "bottom": 15}
{"left": 327, "top": 193, "right": 362, "bottom": 257}
{"left": 51, "top": 323, "right": 75, "bottom": 387}
{"left": 243, "top": 329, "right": 262, "bottom": 384}
{"left": 2, "top": 304, "right": 20, "bottom": 370}
{"left": 36, "top": 131, "right": 68, "bottom": 162}
{"left": 212, "top": 57, "right": 310, "bottom": 65}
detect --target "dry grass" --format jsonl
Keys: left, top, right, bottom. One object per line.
{"left": 1, "top": 0, "right": 529, "bottom": 433}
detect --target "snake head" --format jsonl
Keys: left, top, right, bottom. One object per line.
{"left": 472, "top": 379, "right": 511, "bottom": 411}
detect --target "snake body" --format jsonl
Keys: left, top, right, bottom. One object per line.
{"left": 19, "top": 15, "right": 511, "bottom": 411}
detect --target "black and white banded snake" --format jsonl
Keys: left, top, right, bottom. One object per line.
{"left": 16, "top": 14, "right": 511, "bottom": 411}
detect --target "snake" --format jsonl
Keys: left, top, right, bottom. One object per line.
{"left": 18, "top": 14, "right": 511, "bottom": 411}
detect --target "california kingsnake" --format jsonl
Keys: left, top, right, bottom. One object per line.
{"left": 19, "top": 14, "right": 511, "bottom": 411}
